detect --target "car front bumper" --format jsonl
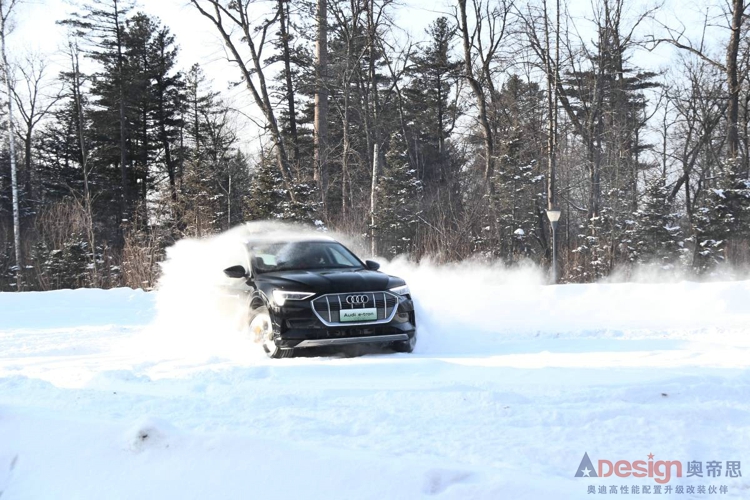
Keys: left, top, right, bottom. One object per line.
{"left": 270, "top": 294, "right": 416, "bottom": 349}
{"left": 294, "top": 333, "right": 410, "bottom": 348}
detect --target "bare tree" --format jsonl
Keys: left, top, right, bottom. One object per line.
{"left": 328, "top": 0, "right": 367, "bottom": 219}
{"left": 456, "top": 0, "right": 513, "bottom": 184}
{"left": 361, "top": 0, "right": 396, "bottom": 245}
{"left": 380, "top": 39, "right": 414, "bottom": 172}
{"left": 0, "top": 0, "right": 21, "bottom": 290}
{"left": 665, "top": 59, "right": 726, "bottom": 209}
{"left": 651, "top": 0, "right": 749, "bottom": 169}
{"left": 365, "top": 0, "right": 401, "bottom": 255}
{"left": 327, "top": 0, "right": 397, "bottom": 234}
{"left": 276, "top": 0, "right": 298, "bottom": 166}
{"left": 313, "top": 0, "right": 329, "bottom": 211}
{"left": 189, "top": 0, "right": 297, "bottom": 202}
{"left": 370, "top": 142, "right": 379, "bottom": 254}
{"left": 542, "top": 0, "right": 560, "bottom": 212}
{"left": 11, "top": 53, "right": 62, "bottom": 204}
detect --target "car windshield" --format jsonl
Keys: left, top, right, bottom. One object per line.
{"left": 249, "top": 241, "right": 364, "bottom": 273}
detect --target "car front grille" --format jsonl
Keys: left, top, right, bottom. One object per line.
{"left": 311, "top": 291, "right": 400, "bottom": 326}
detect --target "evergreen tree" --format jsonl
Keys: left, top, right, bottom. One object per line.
{"left": 692, "top": 192, "right": 728, "bottom": 274}
{"left": 375, "top": 132, "right": 422, "bottom": 257}
{"left": 246, "top": 153, "right": 287, "bottom": 222}
{"left": 403, "top": 16, "right": 461, "bottom": 187}
{"left": 122, "top": 13, "right": 158, "bottom": 208}
{"left": 491, "top": 75, "right": 547, "bottom": 262}
{"left": 150, "top": 24, "right": 184, "bottom": 204}
{"left": 245, "top": 152, "right": 319, "bottom": 224}
{"left": 177, "top": 70, "right": 237, "bottom": 236}
{"left": 61, "top": 0, "right": 136, "bottom": 229}
{"left": 692, "top": 169, "right": 750, "bottom": 274}
{"left": 627, "top": 177, "right": 685, "bottom": 269}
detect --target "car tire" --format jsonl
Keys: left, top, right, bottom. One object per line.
{"left": 250, "top": 306, "right": 294, "bottom": 359}
{"left": 392, "top": 333, "right": 416, "bottom": 353}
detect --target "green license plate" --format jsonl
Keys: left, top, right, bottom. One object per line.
{"left": 340, "top": 308, "right": 378, "bottom": 322}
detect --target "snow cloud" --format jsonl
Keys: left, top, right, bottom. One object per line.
{"left": 148, "top": 222, "right": 750, "bottom": 359}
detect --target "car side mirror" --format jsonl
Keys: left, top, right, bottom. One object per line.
{"left": 365, "top": 260, "right": 380, "bottom": 271}
{"left": 223, "top": 265, "right": 249, "bottom": 279}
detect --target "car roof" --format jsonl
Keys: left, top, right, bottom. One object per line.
{"left": 244, "top": 235, "right": 338, "bottom": 245}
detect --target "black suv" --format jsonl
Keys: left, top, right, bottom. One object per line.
{"left": 223, "top": 236, "right": 417, "bottom": 358}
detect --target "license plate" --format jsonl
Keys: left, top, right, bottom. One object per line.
{"left": 339, "top": 308, "right": 377, "bottom": 322}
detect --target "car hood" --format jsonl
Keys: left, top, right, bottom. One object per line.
{"left": 257, "top": 268, "right": 404, "bottom": 294}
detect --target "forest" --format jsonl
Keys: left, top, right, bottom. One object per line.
{"left": 0, "top": 0, "right": 748, "bottom": 291}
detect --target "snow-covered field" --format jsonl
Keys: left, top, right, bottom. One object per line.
{"left": 2, "top": 264, "right": 750, "bottom": 499}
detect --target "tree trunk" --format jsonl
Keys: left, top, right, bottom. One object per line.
{"left": 1, "top": 5, "right": 21, "bottom": 290}
{"left": 543, "top": 0, "right": 558, "bottom": 211}
{"left": 24, "top": 130, "right": 32, "bottom": 202}
{"left": 341, "top": 77, "right": 350, "bottom": 219}
{"left": 726, "top": 0, "right": 743, "bottom": 166}
{"left": 587, "top": 140, "right": 602, "bottom": 220}
{"left": 366, "top": 0, "right": 381, "bottom": 180}
{"left": 278, "top": 0, "right": 299, "bottom": 165}
{"left": 458, "top": 0, "right": 495, "bottom": 182}
{"left": 70, "top": 41, "right": 98, "bottom": 286}
{"left": 313, "top": 0, "right": 329, "bottom": 210}
{"left": 436, "top": 68, "right": 446, "bottom": 181}
{"left": 157, "top": 82, "right": 176, "bottom": 202}
{"left": 114, "top": 0, "right": 129, "bottom": 230}
{"left": 370, "top": 143, "right": 380, "bottom": 256}
{"left": 161, "top": 118, "right": 176, "bottom": 202}
{"left": 140, "top": 105, "right": 148, "bottom": 205}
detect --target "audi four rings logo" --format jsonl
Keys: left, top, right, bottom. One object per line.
{"left": 346, "top": 295, "right": 369, "bottom": 305}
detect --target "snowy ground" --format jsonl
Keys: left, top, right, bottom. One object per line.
{"left": 2, "top": 266, "right": 750, "bottom": 499}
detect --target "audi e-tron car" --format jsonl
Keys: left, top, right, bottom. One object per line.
{"left": 223, "top": 236, "right": 416, "bottom": 358}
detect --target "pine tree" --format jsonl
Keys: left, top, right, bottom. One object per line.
{"left": 692, "top": 168, "right": 750, "bottom": 274}
{"left": 246, "top": 154, "right": 287, "bottom": 221}
{"left": 375, "top": 132, "right": 421, "bottom": 257}
{"left": 692, "top": 192, "right": 728, "bottom": 274}
{"left": 491, "top": 75, "right": 547, "bottom": 262}
{"left": 403, "top": 16, "right": 461, "bottom": 187}
{"left": 245, "top": 151, "right": 320, "bottom": 225}
{"left": 150, "top": 24, "right": 184, "bottom": 204}
{"left": 61, "top": 0, "right": 136, "bottom": 230}
{"left": 178, "top": 81, "right": 237, "bottom": 235}
{"left": 122, "top": 13, "right": 158, "bottom": 209}
{"left": 627, "top": 177, "right": 685, "bottom": 269}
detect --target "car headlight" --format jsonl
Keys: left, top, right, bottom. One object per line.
{"left": 389, "top": 284, "right": 410, "bottom": 296}
{"left": 272, "top": 290, "right": 315, "bottom": 306}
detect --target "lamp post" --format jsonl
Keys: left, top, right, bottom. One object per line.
{"left": 546, "top": 208, "right": 561, "bottom": 283}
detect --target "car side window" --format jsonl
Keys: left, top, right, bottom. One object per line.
{"left": 329, "top": 246, "right": 357, "bottom": 266}
{"left": 256, "top": 254, "right": 277, "bottom": 266}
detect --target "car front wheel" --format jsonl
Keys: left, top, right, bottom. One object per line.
{"left": 392, "top": 332, "right": 417, "bottom": 353}
{"left": 249, "top": 307, "right": 294, "bottom": 359}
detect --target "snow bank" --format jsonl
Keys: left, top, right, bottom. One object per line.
{"left": 0, "top": 287, "right": 152, "bottom": 330}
